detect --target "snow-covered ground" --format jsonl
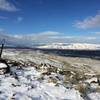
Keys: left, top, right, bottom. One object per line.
{"left": 38, "top": 43, "right": 100, "bottom": 50}
{"left": 0, "top": 66, "right": 84, "bottom": 100}
{"left": 0, "top": 49, "right": 99, "bottom": 100}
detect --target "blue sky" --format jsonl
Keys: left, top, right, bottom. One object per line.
{"left": 0, "top": 0, "right": 100, "bottom": 44}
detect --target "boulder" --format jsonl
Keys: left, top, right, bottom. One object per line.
{"left": 0, "top": 63, "right": 8, "bottom": 74}
{"left": 0, "top": 59, "right": 10, "bottom": 74}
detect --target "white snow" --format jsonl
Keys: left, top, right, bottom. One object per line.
{"left": 85, "top": 77, "right": 97, "bottom": 84}
{"left": 0, "top": 63, "right": 7, "bottom": 68}
{"left": 1, "top": 49, "right": 100, "bottom": 100}
{"left": 0, "top": 66, "right": 83, "bottom": 100}
{"left": 38, "top": 43, "right": 100, "bottom": 50}
{"left": 88, "top": 92, "right": 100, "bottom": 100}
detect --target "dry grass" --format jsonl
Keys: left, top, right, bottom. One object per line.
{"left": 75, "top": 83, "right": 89, "bottom": 94}
{"left": 95, "top": 86, "right": 100, "bottom": 92}
{"left": 48, "top": 77, "right": 58, "bottom": 84}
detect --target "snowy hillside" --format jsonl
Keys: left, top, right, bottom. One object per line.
{"left": 0, "top": 49, "right": 99, "bottom": 100}
{"left": 38, "top": 43, "right": 100, "bottom": 50}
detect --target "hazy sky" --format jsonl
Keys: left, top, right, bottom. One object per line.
{"left": 0, "top": 0, "right": 100, "bottom": 44}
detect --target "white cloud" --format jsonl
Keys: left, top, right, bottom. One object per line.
{"left": 0, "top": 16, "right": 7, "bottom": 19}
{"left": 0, "top": 0, "right": 18, "bottom": 12}
{"left": 94, "top": 32, "right": 100, "bottom": 35}
{"left": 0, "top": 31, "right": 99, "bottom": 47}
{"left": 49, "top": 36, "right": 73, "bottom": 39}
{"left": 75, "top": 13, "right": 100, "bottom": 29}
{"left": 17, "top": 17, "right": 23, "bottom": 22}
{"left": 15, "top": 31, "right": 60, "bottom": 41}
{"left": 12, "top": 32, "right": 99, "bottom": 44}
{"left": 86, "top": 37, "right": 96, "bottom": 40}
{"left": 0, "top": 28, "right": 4, "bottom": 32}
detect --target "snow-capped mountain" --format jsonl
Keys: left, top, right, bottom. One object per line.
{"left": 38, "top": 43, "right": 100, "bottom": 50}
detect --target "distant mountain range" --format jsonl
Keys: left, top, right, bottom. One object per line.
{"left": 0, "top": 34, "right": 100, "bottom": 50}
{"left": 37, "top": 43, "right": 100, "bottom": 50}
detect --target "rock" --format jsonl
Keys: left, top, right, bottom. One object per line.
{"left": 0, "top": 59, "right": 10, "bottom": 74}
{"left": 0, "top": 63, "right": 8, "bottom": 74}
{"left": 0, "top": 63, "right": 7, "bottom": 69}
